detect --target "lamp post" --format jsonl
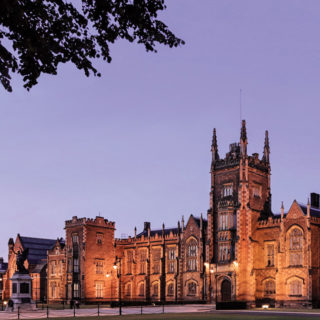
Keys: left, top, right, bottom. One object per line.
{"left": 105, "top": 273, "right": 110, "bottom": 302}
{"left": 204, "top": 263, "right": 209, "bottom": 301}
{"left": 113, "top": 257, "right": 122, "bottom": 315}
{"left": 215, "top": 262, "right": 218, "bottom": 307}
{"left": 232, "top": 261, "right": 238, "bottom": 301}
{"left": 209, "top": 267, "right": 214, "bottom": 303}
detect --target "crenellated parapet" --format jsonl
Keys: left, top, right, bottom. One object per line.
{"left": 248, "top": 153, "right": 269, "bottom": 173}
{"left": 214, "top": 143, "right": 240, "bottom": 170}
{"left": 115, "top": 228, "right": 180, "bottom": 245}
{"left": 257, "top": 216, "right": 281, "bottom": 227}
{"left": 65, "top": 215, "right": 115, "bottom": 229}
{"left": 218, "top": 197, "right": 238, "bottom": 209}
{"left": 310, "top": 216, "right": 320, "bottom": 224}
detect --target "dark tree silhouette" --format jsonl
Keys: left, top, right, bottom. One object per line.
{"left": 0, "top": 0, "right": 184, "bottom": 92}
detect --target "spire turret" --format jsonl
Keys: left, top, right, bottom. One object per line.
{"left": 240, "top": 120, "right": 247, "bottom": 157}
{"left": 211, "top": 128, "right": 219, "bottom": 163}
{"left": 262, "top": 130, "right": 270, "bottom": 163}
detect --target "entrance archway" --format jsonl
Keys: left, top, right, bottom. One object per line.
{"left": 221, "top": 279, "right": 231, "bottom": 301}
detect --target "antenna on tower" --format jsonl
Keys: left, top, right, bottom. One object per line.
{"left": 240, "top": 89, "right": 242, "bottom": 125}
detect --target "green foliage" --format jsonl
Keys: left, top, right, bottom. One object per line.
{"left": 0, "top": 0, "right": 184, "bottom": 92}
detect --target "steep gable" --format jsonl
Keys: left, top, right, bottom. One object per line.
{"left": 285, "top": 200, "right": 305, "bottom": 220}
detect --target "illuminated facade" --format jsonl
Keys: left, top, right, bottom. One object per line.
{"left": 3, "top": 121, "right": 320, "bottom": 308}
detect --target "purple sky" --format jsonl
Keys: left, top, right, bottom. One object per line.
{"left": 1, "top": 0, "right": 320, "bottom": 259}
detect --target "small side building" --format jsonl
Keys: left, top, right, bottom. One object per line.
{"left": 2, "top": 234, "right": 57, "bottom": 302}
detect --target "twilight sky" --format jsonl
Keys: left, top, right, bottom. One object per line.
{"left": 1, "top": 0, "right": 320, "bottom": 259}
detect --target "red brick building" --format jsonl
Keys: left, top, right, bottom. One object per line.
{"left": 3, "top": 121, "right": 320, "bottom": 307}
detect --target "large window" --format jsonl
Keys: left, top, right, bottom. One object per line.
{"left": 219, "top": 243, "right": 230, "bottom": 262}
{"left": 73, "top": 258, "right": 79, "bottom": 273}
{"left": 138, "top": 283, "right": 145, "bottom": 297}
{"left": 95, "top": 282, "right": 103, "bottom": 298}
{"left": 219, "top": 213, "right": 228, "bottom": 230}
{"left": 289, "top": 280, "right": 302, "bottom": 296}
{"left": 187, "top": 239, "right": 197, "bottom": 271}
{"left": 188, "top": 282, "right": 197, "bottom": 296}
{"left": 289, "top": 228, "right": 303, "bottom": 266}
{"left": 72, "top": 233, "right": 79, "bottom": 244}
{"left": 73, "top": 283, "right": 79, "bottom": 298}
{"left": 95, "top": 260, "right": 104, "bottom": 274}
{"left": 167, "top": 283, "right": 174, "bottom": 296}
{"left": 125, "top": 283, "right": 131, "bottom": 297}
{"left": 51, "top": 261, "right": 57, "bottom": 275}
{"left": 152, "top": 248, "right": 161, "bottom": 274}
{"left": 152, "top": 283, "right": 159, "bottom": 297}
{"left": 267, "top": 245, "right": 274, "bottom": 267}
{"left": 126, "top": 251, "right": 133, "bottom": 274}
{"left": 139, "top": 250, "right": 147, "bottom": 274}
{"left": 168, "top": 248, "right": 176, "bottom": 273}
{"left": 222, "top": 184, "right": 233, "bottom": 197}
{"left": 264, "top": 280, "right": 275, "bottom": 296}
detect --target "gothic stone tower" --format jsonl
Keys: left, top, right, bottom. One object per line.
{"left": 207, "top": 120, "right": 271, "bottom": 305}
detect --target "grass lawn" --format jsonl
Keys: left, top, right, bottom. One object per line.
{"left": 28, "top": 312, "right": 320, "bottom": 320}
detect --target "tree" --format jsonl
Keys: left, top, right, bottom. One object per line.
{"left": 0, "top": 0, "right": 184, "bottom": 92}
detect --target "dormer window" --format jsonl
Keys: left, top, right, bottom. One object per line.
{"left": 222, "top": 184, "right": 233, "bottom": 198}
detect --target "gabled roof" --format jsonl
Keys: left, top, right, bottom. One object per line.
{"left": 19, "top": 236, "right": 57, "bottom": 265}
{"left": 298, "top": 203, "right": 320, "bottom": 218}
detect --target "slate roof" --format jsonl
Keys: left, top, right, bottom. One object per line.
{"left": 29, "top": 262, "right": 47, "bottom": 274}
{"left": 136, "top": 216, "right": 208, "bottom": 238}
{"left": 137, "top": 227, "right": 179, "bottom": 238}
{"left": 0, "top": 262, "right": 8, "bottom": 273}
{"left": 20, "top": 236, "right": 56, "bottom": 265}
{"left": 193, "top": 216, "right": 208, "bottom": 228}
{"left": 298, "top": 203, "right": 320, "bottom": 218}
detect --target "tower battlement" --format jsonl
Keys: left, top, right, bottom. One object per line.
{"left": 65, "top": 215, "right": 115, "bottom": 229}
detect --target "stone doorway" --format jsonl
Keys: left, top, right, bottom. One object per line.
{"left": 221, "top": 279, "right": 231, "bottom": 301}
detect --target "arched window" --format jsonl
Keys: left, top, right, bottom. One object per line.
{"left": 125, "top": 283, "right": 131, "bottom": 297}
{"left": 167, "top": 283, "right": 174, "bottom": 296}
{"left": 289, "top": 280, "right": 302, "bottom": 296}
{"left": 187, "top": 282, "right": 197, "bottom": 296}
{"left": 152, "top": 283, "right": 159, "bottom": 297}
{"left": 138, "top": 283, "right": 145, "bottom": 297}
{"left": 187, "top": 239, "right": 198, "bottom": 271}
{"left": 289, "top": 228, "right": 303, "bottom": 266}
{"left": 264, "top": 280, "right": 275, "bottom": 296}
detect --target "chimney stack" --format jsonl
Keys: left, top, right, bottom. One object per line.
{"left": 310, "top": 193, "right": 320, "bottom": 208}
{"left": 144, "top": 222, "right": 151, "bottom": 232}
